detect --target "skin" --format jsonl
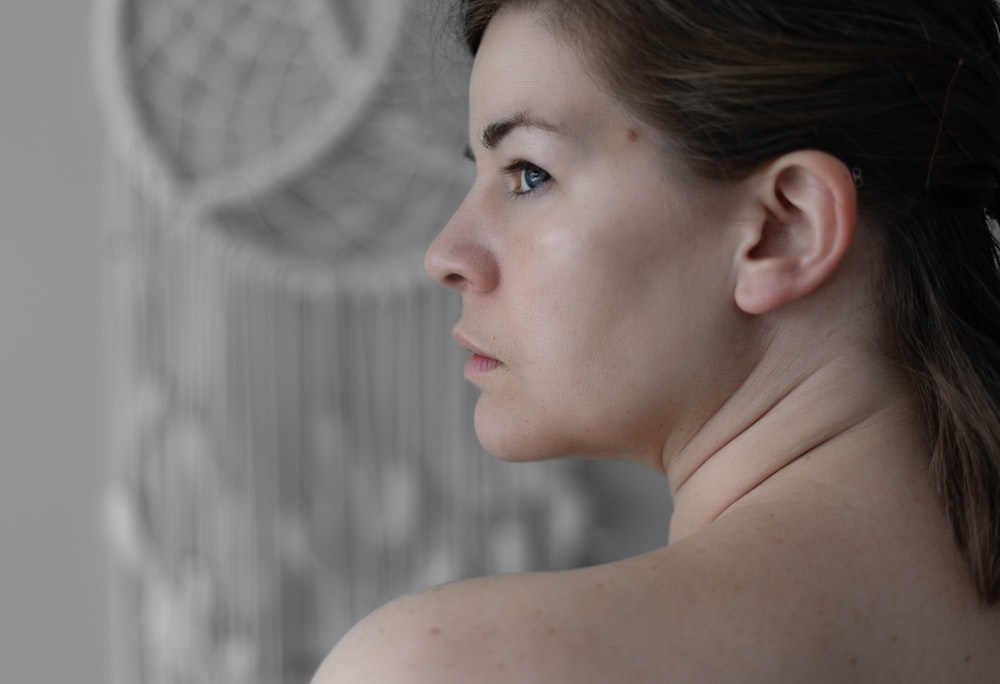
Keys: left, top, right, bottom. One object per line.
{"left": 313, "top": 7, "right": 1000, "bottom": 682}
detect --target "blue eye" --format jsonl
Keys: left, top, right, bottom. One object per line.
{"left": 506, "top": 161, "right": 551, "bottom": 196}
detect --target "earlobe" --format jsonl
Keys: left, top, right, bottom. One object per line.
{"left": 734, "top": 151, "right": 858, "bottom": 315}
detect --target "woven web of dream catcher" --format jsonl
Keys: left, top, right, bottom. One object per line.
{"left": 98, "top": 0, "right": 477, "bottom": 263}
{"left": 96, "top": 1, "right": 590, "bottom": 683}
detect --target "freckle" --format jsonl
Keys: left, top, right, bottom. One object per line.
{"left": 429, "top": 626, "right": 442, "bottom": 636}
{"left": 889, "top": 634, "right": 897, "bottom": 643}
{"left": 496, "top": 662, "right": 508, "bottom": 672}
{"left": 965, "top": 655, "right": 972, "bottom": 664}
{"left": 547, "top": 627, "right": 557, "bottom": 636}
{"left": 850, "top": 656, "right": 858, "bottom": 666}
{"left": 625, "top": 128, "right": 638, "bottom": 142}
{"left": 596, "top": 582, "right": 605, "bottom": 589}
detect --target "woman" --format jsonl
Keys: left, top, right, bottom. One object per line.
{"left": 314, "top": 1, "right": 1000, "bottom": 680}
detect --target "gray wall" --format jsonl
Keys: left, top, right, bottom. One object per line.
{"left": 0, "top": 1, "right": 110, "bottom": 682}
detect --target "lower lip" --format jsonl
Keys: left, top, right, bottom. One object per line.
{"left": 465, "top": 353, "right": 502, "bottom": 376}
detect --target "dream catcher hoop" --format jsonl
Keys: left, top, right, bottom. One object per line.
{"left": 94, "top": 1, "right": 591, "bottom": 683}
{"left": 96, "top": 0, "right": 402, "bottom": 219}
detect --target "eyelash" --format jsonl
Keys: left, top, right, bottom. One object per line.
{"left": 503, "top": 160, "right": 552, "bottom": 199}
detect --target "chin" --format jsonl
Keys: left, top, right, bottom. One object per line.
{"left": 473, "top": 401, "right": 576, "bottom": 463}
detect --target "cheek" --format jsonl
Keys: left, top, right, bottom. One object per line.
{"left": 506, "top": 203, "right": 687, "bottom": 359}
{"left": 551, "top": 226, "right": 731, "bottom": 399}
{"left": 479, "top": 233, "right": 734, "bottom": 459}
{"left": 509, "top": 247, "right": 659, "bottom": 403}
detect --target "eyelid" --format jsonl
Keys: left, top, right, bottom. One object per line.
{"left": 503, "top": 159, "right": 552, "bottom": 197}
{"left": 461, "top": 142, "right": 552, "bottom": 196}
{"left": 502, "top": 159, "right": 539, "bottom": 175}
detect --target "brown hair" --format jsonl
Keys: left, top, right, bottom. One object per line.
{"left": 455, "top": 0, "right": 1000, "bottom": 603}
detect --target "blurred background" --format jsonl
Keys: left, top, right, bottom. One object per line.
{"left": 0, "top": 2, "right": 670, "bottom": 683}
{"left": 0, "top": 1, "right": 110, "bottom": 682}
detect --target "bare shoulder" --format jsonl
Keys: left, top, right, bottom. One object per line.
{"left": 310, "top": 546, "right": 740, "bottom": 684}
{"left": 310, "top": 538, "right": 811, "bottom": 684}
{"left": 310, "top": 572, "right": 558, "bottom": 683}
{"left": 310, "top": 568, "right": 650, "bottom": 684}
{"left": 312, "top": 508, "right": 1000, "bottom": 683}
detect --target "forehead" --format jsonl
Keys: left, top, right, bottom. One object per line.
{"left": 468, "top": 8, "right": 628, "bottom": 143}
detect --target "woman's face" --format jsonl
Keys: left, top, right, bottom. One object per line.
{"left": 425, "top": 8, "right": 750, "bottom": 468}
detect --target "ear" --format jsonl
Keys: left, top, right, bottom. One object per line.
{"left": 734, "top": 151, "right": 858, "bottom": 315}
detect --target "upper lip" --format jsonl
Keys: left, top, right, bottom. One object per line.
{"left": 454, "top": 329, "right": 498, "bottom": 360}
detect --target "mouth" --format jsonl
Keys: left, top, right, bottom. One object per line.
{"left": 454, "top": 330, "right": 503, "bottom": 377}
{"left": 466, "top": 353, "right": 502, "bottom": 375}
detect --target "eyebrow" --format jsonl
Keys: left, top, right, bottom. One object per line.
{"left": 464, "top": 110, "right": 562, "bottom": 160}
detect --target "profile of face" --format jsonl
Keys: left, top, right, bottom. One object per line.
{"left": 424, "top": 8, "right": 753, "bottom": 468}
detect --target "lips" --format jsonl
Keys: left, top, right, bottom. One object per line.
{"left": 466, "top": 354, "right": 502, "bottom": 374}
{"left": 454, "top": 329, "right": 503, "bottom": 377}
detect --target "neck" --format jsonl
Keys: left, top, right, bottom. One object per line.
{"left": 664, "top": 337, "right": 926, "bottom": 543}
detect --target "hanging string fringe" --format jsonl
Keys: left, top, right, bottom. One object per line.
{"left": 96, "top": 2, "right": 591, "bottom": 682}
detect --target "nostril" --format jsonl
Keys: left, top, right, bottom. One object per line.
{"left": 437, "top": 271, "right": 469, "bottom": 291}
{"left": 424, "top": 228, "right": 496, "bottom": 292}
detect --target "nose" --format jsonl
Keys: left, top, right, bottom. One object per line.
{"left": 424, "top": 201, "right": 499, "bottom": 293}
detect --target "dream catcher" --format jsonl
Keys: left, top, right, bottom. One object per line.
{"left": 93, "top": 0, "right": 590, "bottom": 682}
